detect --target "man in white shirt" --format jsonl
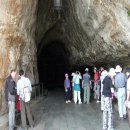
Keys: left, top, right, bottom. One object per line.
{"left": 17, "top": 69, "right": 34, "bottom": 130}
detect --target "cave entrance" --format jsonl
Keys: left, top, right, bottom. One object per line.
{"left": 37, "top": 40, "right": 70, "bottom": 89}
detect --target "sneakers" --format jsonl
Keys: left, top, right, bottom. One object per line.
{"left": 123, "top": 114, "right": 127, "bottom": 119}
{"left": 66, "top": 101, "right": 69, "bottom": 103}
{"left": 96, "top": 100, "right": 100, "bottom": 103}
{"left": 66, "top": 100, "right": 71, "bottom": 103}
{"left": 79, "top": 102, "right": 82, "bottom": 104}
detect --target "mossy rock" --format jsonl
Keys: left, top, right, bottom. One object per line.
{"left": 128, "top": 10, "right": 130, "bottom": 16}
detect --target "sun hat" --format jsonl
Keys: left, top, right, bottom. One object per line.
{"left": 109, "top": 68, "right": 116, "bottom": 76}
{"left": 115, "top": 65, "right": 122, "bottom": 72}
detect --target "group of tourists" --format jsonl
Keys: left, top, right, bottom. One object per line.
{"left": 5, "top": 69, "right": 34, "bottom": 130}
{"left": 64, "top": 65, "right": 130, "bottom": 130}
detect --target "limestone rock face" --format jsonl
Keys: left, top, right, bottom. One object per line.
{"left": 0, "top": 0, "right": 38, "bottom": 114}
{"left": 70, "top": 0, "right": 130, "bottom": 66}
{"left": 37, "top": 0, "right": 130, "bottom": 66}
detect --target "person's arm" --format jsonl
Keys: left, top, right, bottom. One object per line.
{"left": 124, "top": 75, "right": 127, "bottom": 87}
{"left": 79, "top": 73, "right": 82, "bottom": 79}
{"left": 82, "top": 80, "right": 84, "bottom": 88}
{"left": 127, "top": 90, "right": 130, "bottom": 101}
{"left": 127, "top": 79, "right": 130, "bottom": 101}
{"left": 110, "top": 79, "right": 114, "bottom": 94}
{"left": 17, "top": 81, "right": 20, "bottom": 96}
{"left": 26, "top": 78, "right": 32, "bottom": 92}
{"left": 64, "top": 80, "right": 67, "bottom": 92}
{"left": 114, "top": 76, "right": 118, "bottom": 89}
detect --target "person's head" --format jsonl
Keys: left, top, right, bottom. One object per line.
{"left": 19, "top": 69, "right": 24, "bottom": 77}
{"left": 71, "top": 72, "right": 75, "bottom": 77}
{"left": 85, "top": 68, "right": 89, "bottom": 72}
{"left": 76, "top": 71, "right": 80, "bottom": 75}
{"left": 10, "top": 69, "right": 16, "bottom": 79}
{"left": 126, "top": 68, "right": 130, "bottom": 77}
{"left": 115, "top": 65, "right": 122, "bottom": 73}
{"left": 108, "top": 68, "right": 116, "bottom": 78}
{"left": 94, "top": 67, "right": 97, "bottom": 73}
{"left": 102, "top": 70, "right": 108, "bottom": 77}
{"left": 100, "top": 67, "right": 104, "bottom": 71}
{"left": 65, "top": 73, "right": 69, "bottom": 78}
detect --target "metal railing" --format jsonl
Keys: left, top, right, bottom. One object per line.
{"left": 32, "top": 83, "right": 48, "bottom": 100}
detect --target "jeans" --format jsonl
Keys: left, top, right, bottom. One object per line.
{"left": 65, "top": 88, "right": 71, "bottom": 101}
{"left": 117, "top": 87, "right": 126, "bottom": 118}
{"left": 8, "top": 101, "right": 15, "bottom": 130}
{"left": 83, "top": 84, "right": 90, "bottom": 104}
{"left": 94, "top": 83, "right": 100, "bottom": 100}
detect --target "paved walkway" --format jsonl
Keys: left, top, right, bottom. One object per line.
{"left": 32, "top": 88, "right": 130, "bottom": 130}
{"left": 2, "top": 88, "right": 130, "bottom": 130}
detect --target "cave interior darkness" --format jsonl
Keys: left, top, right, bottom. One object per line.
{"left": 37, "top": 40, "right": 95, "bottom": 90}
{"left": 37, "top": 41, "right": 71, "bottom": 89}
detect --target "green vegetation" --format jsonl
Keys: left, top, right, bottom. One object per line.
{"left": 127, "top": 10, "right": 130, "bottom": 16}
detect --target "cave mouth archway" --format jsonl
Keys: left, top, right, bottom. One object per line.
{"left": 37, "top": 40, "right": 71, "bottom": 89}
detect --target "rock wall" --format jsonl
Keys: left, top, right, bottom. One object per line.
{"left": 0, "top": 0, "right": 38, "bottom": 114}
{"left": 63, "top": 0, "right": 130, "bottom": 66}
{"left": 37, "top": 0, "right": 130, "bottom": 66}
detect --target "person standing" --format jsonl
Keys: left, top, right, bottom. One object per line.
{"left": 64, "top": 73, "right": 71, "bottom": 103}
{"left": 82, "top": 68, "right": 91, "bottom": 104}
{"left": 102, "top": 68, "right": 116, "bottom": 130}
{"left": 115, "top": 65, "right": 127, "bottom": 120}
{"left": 125, "top": 68, "right": 130, "bottom": 127}
{"left": 100, "top": 67, "right": 108, "bottom": 111}
{"left": 73, "top": 71, "right": 82, "bottom": 104}
{"left": 5, "top": 69, "right": 17, "bottom": 130}
{"left": 93, "top": 67, "right": 100, "bottom": 103}
{"left": 71, "top": 72, "right": 76, "bottom": 100}
{"left": 17, "top": 69, "right": 34, "bottom": 130}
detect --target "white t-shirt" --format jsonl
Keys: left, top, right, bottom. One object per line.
{"left": 17, "top": 76, "right": 32, "bottom": 99}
